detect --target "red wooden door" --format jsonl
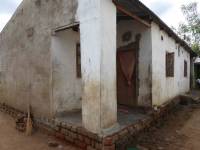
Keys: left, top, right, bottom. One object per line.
{"left": 117, "top": 49, "right": 137, "bottom": 107}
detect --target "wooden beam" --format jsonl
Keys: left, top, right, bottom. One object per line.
{"left": 54, "top": 22, "right": 79, "bottom": 33}
{"left": 113, "top": 0, "right": 151, "bottom": 27}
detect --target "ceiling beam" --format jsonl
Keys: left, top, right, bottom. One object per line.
{"left": 113, "top": 0, "right": 151, "bottom": 27}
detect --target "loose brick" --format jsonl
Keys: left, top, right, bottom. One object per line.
{"left": 112, "top": 134, "right": 119, "bottom": 142}
{"left": 84, "top": 137, "right": 91, "bottom": 145}
{"left": 118, "top": 129, "right": 128, "bottom": 138}
{"left": 90, "top": 140, "right": 95, "bottom": 148}
{"left": 55, "top": 132, "right": 65, "bottom": 140}
{"left": 97, "top": 136, "right": 103, "bottom": 143}
{"left": 87, "top": 146, "right": 96, "bottom": 150}
{"left": 60, "top": 128, "right": 67, "bottom": 134}
{"left": 103, "top": 137, "right": 113, "bottom": 146}
{"left": 71, "top": 132, "right": 78, "bottom": 139}
{"left": 78, "top": 134, "right": 84, "bottom": 141}
{"left": 71, "top": 126, "right": 77, "bottom": 132}
{"left": 65, "top": 129, "right": 72, "bottom": 136}
{"left": 77, "top": 127, "right": 89, "bottom": 136}
{"left": 65, "top": 135, "right": 74, "bottom": 143}
{"left": 87, "top": 132, "right": 99, "bottom": 140}
{"left": 54, "top": 126, "right": 60, "bottom": 131}
{"left": 75, "top": 140, "right": 87, "bottom": 149}
{"left": 64, "top": 123, "right": 72, "bottom": 130}
{"left": 95, "top": 142, "right": 103, "bottom": 150}
{"left": 103, "top": 145, "right": 115, "bottom": 150}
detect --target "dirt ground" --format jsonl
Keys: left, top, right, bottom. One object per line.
{"left": 137, "top": 103, "right": 200, "bottom": 150}
{"left": 0, "top": 112, "right": 80, "bottom": 150}
{"left": 1, "top": 101, "right": 200, "bottom": 150}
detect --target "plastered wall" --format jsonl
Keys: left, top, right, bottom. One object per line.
{"left": 78, "top": 0, "right": 118, "bottom": 133}
{"left": 0, "top": 0, "right": 78, "bottom": 118}
{"left": 151, "top": 22, "right": 190, "bottom": 106}
{"left": 51, "top": 30, "right": 82, "bottom": 116}
{"left": 0, "top": 0, "right": 192, "bottom": 119}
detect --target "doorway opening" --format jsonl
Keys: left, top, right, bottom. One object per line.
{"left": 51, "top": 23, "right": 82, "bottom": 126}
{"left": 117, "top": 39, "right": 140, "bottom": 107}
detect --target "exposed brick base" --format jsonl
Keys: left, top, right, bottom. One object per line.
{"left": 0, "top": 96, "right": 180, "bottom": 150}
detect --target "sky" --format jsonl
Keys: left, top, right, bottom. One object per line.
{"left": 141, "top": 0, "right": 200, "bottom": 27}
{"left": 0, "top": 0, "right": 199, "bottom": 32}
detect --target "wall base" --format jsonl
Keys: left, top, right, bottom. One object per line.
{"left": 0, "top": 96, "right": 181, "bottom": 150}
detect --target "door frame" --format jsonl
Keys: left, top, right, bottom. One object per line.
{"left": 117, "top": 34, "right": 141, "bottom": 107}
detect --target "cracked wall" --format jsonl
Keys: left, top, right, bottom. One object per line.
{"left": 0, "top": 0, "right": 78, "bottom": 118}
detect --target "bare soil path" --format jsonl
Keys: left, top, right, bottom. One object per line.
{"left": 1, "top": 98, "right": 200, "bottom": 150}
{"left": 0, "top": 112, "right": 80, "bottom": 150}
{"left": 137, "top": 103, "right": 200, "bottom": 150}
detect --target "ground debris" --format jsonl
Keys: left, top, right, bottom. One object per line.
{"left": 15, "top": 113, "right": 33, "bottom": 133}
{"left": 135, "top": 103, "right": 200, "bottom": 150}
{"left": 157, "top": 146, "right": 164, "bottom": 150}
{"left": 136, "top": 145, "right": 149, "bottom": 150}
{"left": 48, "top": 141, "right": 59, "bottom": 147}
{"left": 15, "top": 114, "right": 27, "bottom": 132}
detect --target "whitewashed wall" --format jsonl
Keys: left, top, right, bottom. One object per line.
{"left": 151, "top": 22, "right": 190, "bottom": 106}
{"left": 51, "top": 30, "right": 82, "bottom": 115}
{"left": 78, "top": 0, "right": 117, "bottom": 133}
{"left": 0, "top": 0, "right": 78, "bottom": 118}
{"left": 117, "top": 20, "right": 152, "bottom": 106}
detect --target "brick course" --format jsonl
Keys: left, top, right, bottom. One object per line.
{"left": 0, "top": 96, "right": 180, "bottom": 150}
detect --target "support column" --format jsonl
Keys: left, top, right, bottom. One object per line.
{"left": 78, "top": 0, "right": 117, "bottom": 133}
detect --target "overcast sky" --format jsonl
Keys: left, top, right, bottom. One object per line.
{"left": 0, "top": 0, "right": 199, "bottom": 32}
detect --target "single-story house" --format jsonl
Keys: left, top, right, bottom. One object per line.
{"left": 0, "top": 0, "right": 196, "bottom": 136}
{"left": 194, "top": 57, "right": 200, "bottom": 87}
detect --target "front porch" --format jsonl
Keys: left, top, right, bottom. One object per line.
{"left": 55, "top": 105, "right": 149, "bottom": 132}
{"left": 0, "top": 95, "right": 186, "bottom": 150}
{"left": 51, "top": 0, "right": 153, "bottom": 136}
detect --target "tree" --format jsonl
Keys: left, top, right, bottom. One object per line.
{"left": 174, "top": 2, "right": 200, "bottom": 55}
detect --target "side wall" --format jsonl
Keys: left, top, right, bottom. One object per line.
{"left": 51, "top": 30, "right": 82, "bottom": 115}
{"left": 152, "top": 22, "right": 190, "bottom": 106}
{"left": 0, "top": 0, "right": 78, "bottom": 117}
{"left": 117, "top": 20, "right": 152, "bottom": 106}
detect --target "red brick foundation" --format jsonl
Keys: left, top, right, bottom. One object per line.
{"left": 0, "top": 96, "right": 180, "bottom": 150}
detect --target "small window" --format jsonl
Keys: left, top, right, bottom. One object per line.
{"left": 166, "top": 52, "right": 174, "bottom": 77}
{"left": 161, "top": 35, "right": 164, "bottom": 41}
{"left": 184, "top": 60, "right": 187, "bottom": 77}
{"left": 178, "top": 46, "right": 180, "bottom": 56}
{"left": 76, "top": 43, "right": 81, "bottom": 78}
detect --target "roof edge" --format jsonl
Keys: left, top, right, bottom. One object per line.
{"left": 114, "top": 0, "right": 197, "bottom": 57}
{"left": 135, "top": 0, "right": 197, "bottom": 57}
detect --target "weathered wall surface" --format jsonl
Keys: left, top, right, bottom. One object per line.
{"left": 78, "top": 0, "right": 117, "bottom": 133}
{"left": 0, "top": 0, "right": 78, "bottom": 117}
{"left": 51, "top": 30, "right": 81, "bottom": 115}
{"left": 117, "top": 20, "right": 152, "bottom": 106}
{"left": 151, "top": 22, "right": 190, "bottom": 106}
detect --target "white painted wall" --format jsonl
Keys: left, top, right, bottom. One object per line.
{"left": 51, "top": 30, "right": 81, "bottom": 115}
{"left": 78, "top": 0, "right": 117, "bottom": 133}
{"left": 152, "top": 22, "right": 190, "bottom": 106}
{"left": 0, "top": 0, "right": 78, "bottom": 118}
{"left": 117, "top": 20, "right": 152, "bottom": 106}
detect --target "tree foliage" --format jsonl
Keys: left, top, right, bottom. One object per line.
{"left": 174, "top": 2, "right": 200, "bottom": 55}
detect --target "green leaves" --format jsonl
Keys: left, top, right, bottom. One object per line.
{"left": 192, "top": 43, "right": 200, "bottom": 55}
{"left": 173, "top": 2, "right": 200, "bottom": 55}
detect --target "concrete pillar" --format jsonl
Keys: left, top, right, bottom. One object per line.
{"left": 78, "top": 0, "right": 117, "bottom": 133}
